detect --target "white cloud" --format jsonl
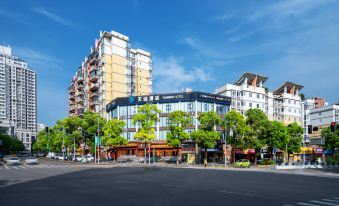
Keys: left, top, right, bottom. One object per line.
{"left": 14, "top": 47, "right": 62, "bottom": 70}
{"left": 33, "top": 7, "right": 74, "bottom": 27}
{"left": 212, "top": 13, "right": 233, "bottom": 22}
{"left": 152, "top": 57, "right": 211, "bottom": 93}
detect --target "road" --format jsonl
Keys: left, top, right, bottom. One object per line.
{"left": 0, "top": 161, "right": 339, "bottom": 206}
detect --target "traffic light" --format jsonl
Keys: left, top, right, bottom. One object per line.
{"left": 308, "top": 125, "right": 312, "bottom": 134}
{"left": 45, "top": 127, "right": 49, "bottom": 133}
{"left": 331, "top": 122, "right": 336, "bottom": 133}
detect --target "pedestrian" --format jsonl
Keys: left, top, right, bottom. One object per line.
{"left": 204, "top": 159, "right": 207, "bottom": 168}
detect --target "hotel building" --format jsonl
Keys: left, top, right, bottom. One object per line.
{"left": 68, "top": 30, "right": 152, "bottom": 118}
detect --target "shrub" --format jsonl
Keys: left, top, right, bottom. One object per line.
{"left": 268, "top": 160, "right": 275, "bottom": 165}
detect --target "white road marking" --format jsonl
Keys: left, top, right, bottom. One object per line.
{"left": 19, "top": 166, "right": 26, "bottom": 169}
{"left": 296, "top": 203, "right": 319, "bottom": 206}
{"left": 219, "top": 190, "right": 254, "bottom": 197}
{"left": 310, "top": 200, "right": 339, "bottom": 206}
{"left": 12, "top": 166, "right": 19, "bottom": 169}
{"left": 4, "top": 165, "right": 10, "bottom": 169}
{"left": 115, "top": 180, "right": 139, "bottom": 184}
{"left": 162, "top": 184, "right": 186, "bottom": 188}
{"left": 322, "top": 199, "right": 339, "bottom": 203}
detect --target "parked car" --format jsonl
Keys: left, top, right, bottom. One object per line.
{"left": 233, "top": 159, "right": 251, "bottom": 168}
{"left": 85, "top": 154, "right": 94, "bottom": 161}
{"left": 3, "top": 155, "right": 17, "bottom": 163}
{"left": 76, "top": 155, "right": 83, "bottom": 162}
{"left": 26, "top": 157, "right": 38, "bottom": 164}
{"left": 6, "top": 157, "right": 21, "bottom": 165}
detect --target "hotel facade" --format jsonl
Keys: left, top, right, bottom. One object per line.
{"left": 105, "top": 91, "right": 231, "bottom": 163}
{"left": 68, "top": 30, "right": 152, "bottom": 118}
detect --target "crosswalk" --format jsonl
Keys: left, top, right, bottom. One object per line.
{"left": 0, "top": 164, "right": 69, "bottom": 170}
{"left": 285, "top": 197, "right": 339, "bottom": 206}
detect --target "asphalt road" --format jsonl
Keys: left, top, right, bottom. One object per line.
{"left": 0, "top": 165, "right": 339, "bottom": 206}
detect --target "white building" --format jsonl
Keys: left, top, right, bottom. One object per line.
{"left": 308, "top": 103, "right": 339, "bottom": 145}
{"left": 37, "top": 123, "right": 46, "bottom": 133}
{"left": 0, "top": 45, "right": 37, "bottom": 151}
{"left": 214, "top": 73, "right": 304, "bottom": 126}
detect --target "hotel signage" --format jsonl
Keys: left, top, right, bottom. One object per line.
{"left": 107, "top": 92, "right": 231, "bottom": 112}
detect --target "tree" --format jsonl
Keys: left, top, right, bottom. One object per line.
{"left": 102, "top": 119, "right": 128, "bottom": 162}
{"left": 0, "top": 127, "right": 25, "bottom": 153}
{"left": 166, "top": 110, "right": 191, "bottom": 164}
{"left": 223, "top": 110, "right": 247, "bottom": 162}
{"left": 265, "top": 121, "right": 289, "bottom": 157}
{"left": 132, "top": 104, "right": 160, "bottom": 164}
{"left": 322, "top": 127, "right": 339, "bottom": 159}
{"left": 191, "top": 111, "right": 221, "bottom": 163}
{"left": 286, "top": 122, "right": 303, "bottom": 159}
{"left": 81, "top": 112, "right": 106, "bottom": 154}
{"left": 245, "top": 109, "right": 269, "bottom": 160}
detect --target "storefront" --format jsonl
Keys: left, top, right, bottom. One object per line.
{"left": 233, "top": 148, "right": 256, "bottom": 163}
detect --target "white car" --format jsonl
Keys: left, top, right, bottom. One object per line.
{"left": 85, "top": 155, "right": 94, "bottom": 161}
{"left": 6, "top": 157, "right": 21, "bottom": 165}
{"left": 58, "top": 156, "right": 65, "bottom": 160}
{"left": 3, "top": 155, "right": 16, "bottom": 163}
{"left": 26, "top": 157, "right": 38, "bottom": 164}
{"left": 76, "top": 156, "right": 83, "bottom": 162}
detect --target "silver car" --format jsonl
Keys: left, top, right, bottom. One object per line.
{"left": 6, "top": 157, "right": 21, "bottom": 165}
{"left": 3, "top": 155, "right": 17, "bottom": 163}
{"left": 26, "top": 157, "right": 38, "bottom": 164}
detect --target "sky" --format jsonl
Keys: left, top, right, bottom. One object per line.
{"left": 0, "top": 0, "right": 339, "bottom": 126}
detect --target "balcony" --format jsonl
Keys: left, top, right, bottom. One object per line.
{"left": 90, "top": 71, "right": 98, "bottom": 83}
{"left": 89, "top": 58, "right": 98, "bottom": 66}
{"left": 90, "top": 91, "right": 99, "bottom": 98}
{"left": 90, "top": 83, "right": 99, "bottom": 91}
{"left": 77, "top": 84, "right": 84, "bottom": 91}
{"left": 77, "top": 76, "right": 84, "bottom": 84}
{"left": 77, "top": 90, "right": 85, "bottom": 96}
{"left": 69, "top": 105, "right": 76, "bottom": 111}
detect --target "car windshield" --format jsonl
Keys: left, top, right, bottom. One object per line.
{"left": 27, "top": 157, "right": 36, "bottom": 159}
{"left": 9, "top": 157, "right": 19, "bottom": 160}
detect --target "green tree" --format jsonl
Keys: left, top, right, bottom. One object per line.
{"left": 102, "top": 119, "right": 128, "bottom": 162}
{"left": 223, "top": 110, "right": 247, "bottom": 162}
{"left": 286, "top": 122, "right": 303, "bottom": 159}
{"left": 132, "top": 104, "right": 161, "bottom": 163}
{"left": 322, "top": 127, "right": 339, "bottom": 159}
{"left": 0, "top": 127, "right": 25, "bottom": 153}
{"left": 191, "top": 111, "right": 221, "bottom": 163}
{"left": 81, "top": 112, "right": 106, "bottom": 154}
{"left": 245, "top": 109, "right": 269, "bottom": 148}
{"left": 265, "top": 121, "right": 289, "bottom": 157}
{"left": 166, "top": 110, "right": 191, "bottom": 164}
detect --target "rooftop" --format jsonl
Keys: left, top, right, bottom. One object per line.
{"left": 234, "top": 72, "right": 268, "bottom": 86}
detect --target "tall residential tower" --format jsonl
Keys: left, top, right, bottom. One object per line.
{"left": 68, "top": 30, "right": 152, "bottom": 118}
{"left": 0, "top": 45, "right": 37, "bottom": 151}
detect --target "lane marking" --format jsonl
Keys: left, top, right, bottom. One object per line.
{"left": 19, "top": 166, "right": 26, "bottom": 169}
{"left": 12, "top": 166, "right": 19, "bottom": 169}
{"left": 219, "top": 190, "right": 254, "bottom": 197}
{"left": 310, "top": 200, "right": 339, "bottom": 206}
{"left": 162, "top": 184, "right": 186, "bottom": 188}
{"left": 4, "top": 165, "right": 10, "bottom": 169}
{"left": 296, "top": 203, "right": 319, "bottom": 206}
{"left": 323, "top": 199, "right": 339, "bottom": 203}
{"left": 115, "top": 180, "right": 139, "bottom": 184}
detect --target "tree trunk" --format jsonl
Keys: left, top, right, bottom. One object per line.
{"left": 332, "top": 147, "right": 335, "bottom": 159}
{"left": 205, "top": 146, "right": 208, "bottom": 166}
{"left": 176, "top": 148, "right": 179, "bottom": 165}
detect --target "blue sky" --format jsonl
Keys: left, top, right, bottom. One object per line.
{"left": 1, "top": 0, "right": 339, "bottom": 126}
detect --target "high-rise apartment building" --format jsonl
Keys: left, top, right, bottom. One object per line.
{"left": 68, "top": 30, "right": 152, "bottom": 118}
{"left": 214, "top": 73, "right": 304, "bottom": 126}
{"left": 0, "top": 45, "right": 37, "bottom": 151}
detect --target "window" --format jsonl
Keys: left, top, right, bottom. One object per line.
{"left": 257, "top": 94, "right": 260, "bottom": 99}
{"left": 288, "top": 99, "right": 291, "bottom": 104}
{"left": 204, "top": 103, "right": 208, "bottom": 111}
{"left": 26, "top": 138, "right": 29, "bottom": 142}
{"left": 249, "top": 103, "right": 252, "bottom": 108}
{"left": 26, "top": 133, "right": 29, "bottom": 137}
{"left": 257, "top": 104, "right": 259, "bottom": 108}
{"left": 166, "top": 104, "right": 171, "bottom": 113}
{"left": 187, "top": 103, "right": 193, "bottom": 112}
{"left": 249, "top": 92, "right": 252, "bottom": 97}
{"left": 166, "top": 118, "right": 171, "bottom": 126}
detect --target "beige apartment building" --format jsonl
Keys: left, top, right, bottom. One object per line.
{"left": 68, "top": 30, "right": 152, "bottom": 118}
